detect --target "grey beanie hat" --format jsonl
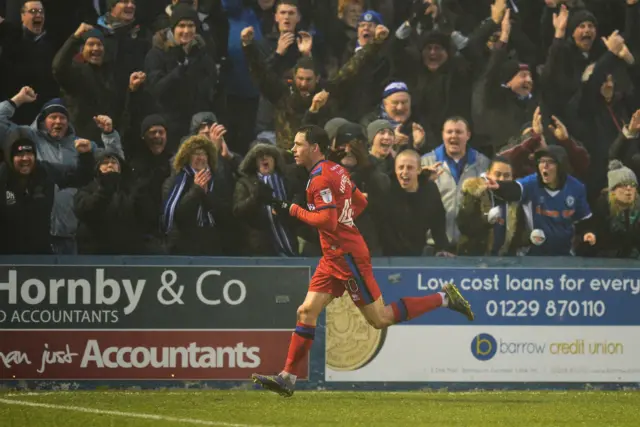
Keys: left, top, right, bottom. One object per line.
{"left": 608, "top": 160, "right": 638, "bottom": 190}
{"left": 324, "top": 118, "right": 349, "bottom": 141}
{"left": 367, "top": 119, "right": 394, "bottom": 145}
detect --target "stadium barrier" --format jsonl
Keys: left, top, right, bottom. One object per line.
{"left": 1, "top": 256, "right": 639, "bottom": 391}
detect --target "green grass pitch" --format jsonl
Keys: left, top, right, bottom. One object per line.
{"left": 1, "top": 389, "right": 639, "bottom": 426}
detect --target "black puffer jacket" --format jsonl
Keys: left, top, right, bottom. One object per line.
{"left": 74, "top": 151, "right": 148, "bottom": 255}
{"left": 52, "top": 34, "right": 120, "bottom": 143}
{"left": 0, "top": 133, "right": 93, "bottom": 254}
{"left": 145, "top": 30, "right": 218, "bottom": 147}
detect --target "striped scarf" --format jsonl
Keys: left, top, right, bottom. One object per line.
{"left": 162, "top": 166, "right": 215, "bottom": 233}
{"left": 259, "top": 173, "right": 295, "bottom": 256}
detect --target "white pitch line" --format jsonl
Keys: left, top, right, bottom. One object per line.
{"left": 0, "top": 398, "right": 268, "bottom": 427}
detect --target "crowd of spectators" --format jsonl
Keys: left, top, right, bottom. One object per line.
{"left": 1, "top": 0, "right": 639, "bottom": 259}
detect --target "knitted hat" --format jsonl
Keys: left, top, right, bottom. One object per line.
{"left": 608, "top": 160, "right": 638, "bottom": 190}
{"left": 382, "top": 82, "right": 409, "bottom": 99}
{"left": 358, "top": 10, "right": 383, "bottom": 25}
{"left": 324, "top": 117, "right": 349, "bottom": 141}
{"left": 10, "top": 138, "right": 36, "bottom": 159}
{"left": 140, "top": 114, "right": 167, "bottom": 137}
{"left": 81, "top": 28, "right": 105, "bottom": 43}
{"left": 39, "top": 98, "right": 69, "bottom": 120}
{"left": 170, "top": 4, "right": 199, "bottom": 30}
{"left": 567, "top": 9, "right": 598, "bottom": 37}
{"left": 335, "top": 122, "right": 366, "bottom": 147}
{"left": 367, "top": 119, "right": 394, "bottom": 145}
{"left": 499, "top": 59, "right": 530, "bottom": 84}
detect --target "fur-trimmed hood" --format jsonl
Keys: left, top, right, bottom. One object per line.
{"left": 239, "top": 143, "right": 286, "bottom": 176}
{"left": 152, "top": 28, "right": 206, "bottom": 52}
{"left": 461, "top": 176, "right": 488, "bottom": 198}
{"left": 172, "top": 135, "right": 218, "bottom": 172}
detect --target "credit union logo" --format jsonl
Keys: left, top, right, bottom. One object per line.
{"left": 471, "top": 333, "right": 497, "bottom": 361}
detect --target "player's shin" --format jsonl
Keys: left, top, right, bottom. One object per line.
{"left": 281, "top": 322, "right": 315, "bottom": 384}
{"left": 389, "top": 293, "right": 447, "bottom": 324}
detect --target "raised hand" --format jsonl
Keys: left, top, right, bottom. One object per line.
{"left": 309, "top": 90, "right": 329, "bottom": 113}
{"left": 74, "top": 139, "right": 92, "bottom": 153}
{"left": 421, "top": 162, "right": 444, "bottom": 181}
{"left": 602, "top": 30, "right": 625, "bottom": 56}
{"left": 94, "top": 115, "right": 113, "bottom": 133}
{"left": 194, "top": 169, "right": 212, "bottom": 191}
{"left": 12, "top": 86, "right": 37, "bottom": 106}
{"left": 241, "top": 26, "right": 255, "bottom": 45}
{"left": 374, "top": 25, "right": 390, "bottom": 43}
{"left": 74, "top": 23, "right": 95, "bottom": 38}
{"left": 276, "top": 32, "right": 295, "bottom": 55}
{"left": 553, "top": 5, "right": 569, "bottom": 38}
{"left": 492, "top": 0, "right": 507, "bottom": 25}
{"left": 297, "top": 31, "right": 313, "bottom": 56}
{"left": 532, "top": 106, "right": 543, "bottom": 135}
{"left": 548, "top": 115, "right": 569, "bottom": 141}
{"left": 129, "top": 71, "right": 146, "bottom": 91}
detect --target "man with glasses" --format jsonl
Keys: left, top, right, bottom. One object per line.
{"left": 0, "top": 1, "right": 59, "bottom": 125}
{"left": 486, "top": 145, "right": 597, "bottom": 256}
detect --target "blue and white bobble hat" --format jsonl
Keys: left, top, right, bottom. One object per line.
{"left": 358, "top": 10, "right": 383, "bottom": 25}
{"left": 382, "top": 82, "right": 409, "bottom": 99}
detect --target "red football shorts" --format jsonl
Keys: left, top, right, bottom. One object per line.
{"left": 309, "top": 254, "right": 382, "bottom": 307}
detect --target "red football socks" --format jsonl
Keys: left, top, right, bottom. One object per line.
{"left": 390, "top": 294, "right": 443, "bottom": 324}
{"left": 283, "top": 322, "right": 315, "bottom": 377}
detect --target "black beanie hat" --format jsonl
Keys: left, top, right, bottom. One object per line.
{"left": 499, "top": 59, "right": 530, "bottom": 84}
{"left": 170, "top": 4, "right": 199, "bottom": 30}
{"left": 140, "top": 114, "right": 167, "bottom": 137}
{"left": 10, "top": 138, "right": 36, "bottom": 159}
{"left": 81, "top": 28, "right": 105, "bottom": 43}
{"left": 567, "top": 9, "right": 598, "bottom": 37}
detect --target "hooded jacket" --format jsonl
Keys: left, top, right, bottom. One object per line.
{"left": 457, "top": 176, "right": 528, "bottom": 256}
{"left": 233, "top": 143, "right": 297, "bottom": 256}
{"left": 74, "top": 150, "right": 148, "bottom": 254}
{"left": 161, "top": 136, "right": 224, "bottom": 255}
{"left": 0, "top": 100, "right": 123, "bottom": 238}
{"left": 0, "top": 133, "right": 93, "bottom": 254}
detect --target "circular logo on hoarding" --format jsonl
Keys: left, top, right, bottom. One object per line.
{"left": 326, "top": 291, "right": 385, "bottom": 371}
{"left": 471, "top": 333, "right": 497, "bottom": 361}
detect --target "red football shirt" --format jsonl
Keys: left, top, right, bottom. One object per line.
{"left": 299, "top": 160, "right": 369, "bottom": 258}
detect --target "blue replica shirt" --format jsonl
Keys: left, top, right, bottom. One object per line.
{"left": 517, "top": 174, "right": 591, "bottom": 256}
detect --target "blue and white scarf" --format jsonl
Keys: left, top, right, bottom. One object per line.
{"left": 259, "top": 173, "right": 295, "bottom": 256}
{"left": 162, "top": 166, "right": 215, "bottom": 233}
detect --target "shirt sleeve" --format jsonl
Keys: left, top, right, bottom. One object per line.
{"left": 573, "top": 183, "right": 592, "bottom": 221}
{"left": 516, "top": 174, "right": 537, "bottom": 203}
{"left": 309, "top": 175, "right": 337, "bottom": 212}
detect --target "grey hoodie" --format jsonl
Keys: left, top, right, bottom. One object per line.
{"left": 0, "top": 100, "right": 124, "bottom": 238}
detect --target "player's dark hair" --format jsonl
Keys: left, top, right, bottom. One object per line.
{"left": 294, "top": 57, "right": 317, "bottom": 75}
{"left": 444, "top": 115, "right": 471, "bottom": 132}
{"left": 488, "top": 155, "right": 511, "bottom": 171}
{"left": 298, "top": 125, "right": 330, "bottom": 153}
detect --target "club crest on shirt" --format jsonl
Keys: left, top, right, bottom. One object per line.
{"left": 320, "top": 188, "right": 333, "bottom": 204}
{"left": 565, "top": 196, "right": 575, "bottom": 207}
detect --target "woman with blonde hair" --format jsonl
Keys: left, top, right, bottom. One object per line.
{"left": 590, "top": 160, "right": 640, "bottom": 258}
